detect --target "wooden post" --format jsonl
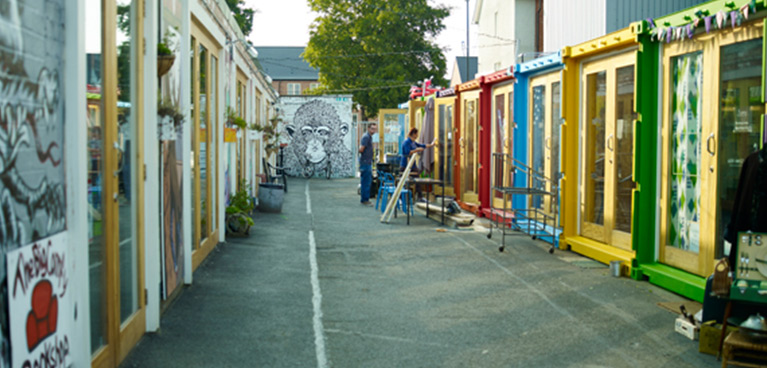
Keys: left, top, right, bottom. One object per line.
{"left": 381, "top": 153, "right": 419, "bottom": 223}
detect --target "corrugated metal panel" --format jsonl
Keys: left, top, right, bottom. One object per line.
{"left": 543, "top": 0, "right": 606, "bottom": 53}
{"left": 606, "top": 0, "right": 709, "bottom": 33}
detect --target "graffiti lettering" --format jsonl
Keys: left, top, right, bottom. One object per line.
{"left": 21, "top": 335, "right": 69, "bottom": 368}
{"left": 13, "top": 240, "right": 68, "bottom": 298}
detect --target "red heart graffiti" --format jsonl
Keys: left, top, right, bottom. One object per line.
{"left": 25, "top": 280, "right": 58, "bottom": 351}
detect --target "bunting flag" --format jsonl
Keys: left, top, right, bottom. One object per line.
{"left": 647, "top": 3, "right": 758, "bottom": 43}
{"left": 716, "top": 10, "right": 726, "bottom": 29}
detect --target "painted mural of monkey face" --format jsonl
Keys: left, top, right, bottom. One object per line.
{"left": 286, "top": 100, "right": 349, "bottom": 165}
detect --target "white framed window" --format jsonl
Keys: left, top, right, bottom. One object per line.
{"left": 310, "top": 82, "right": 320, "bottom": 90}
{"left": 287, "top": 83, "right": 301, "bottom": 95}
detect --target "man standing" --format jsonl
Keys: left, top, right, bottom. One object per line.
{"left": 359, "top": 123, "right": 377, "bottom": 205}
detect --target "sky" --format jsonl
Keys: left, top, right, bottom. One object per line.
{"left": 245, "top": 0, "right": 478, "bottom": 82}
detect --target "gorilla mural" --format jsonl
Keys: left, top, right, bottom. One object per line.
{"left": 283, "top": 99, "right": 354, "bottom": 178}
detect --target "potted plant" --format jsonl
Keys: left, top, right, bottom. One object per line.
{"left": 157, "top": 32, "right": 176, "bottom": 78}
{"left": 225, "top": 180, "right": 255, "bottom": 236}
{"left": 226, "top": 107, "right": 248, "bottom": 130}
{"left": 252, "top": 114, "right": 286, "bottom": 213}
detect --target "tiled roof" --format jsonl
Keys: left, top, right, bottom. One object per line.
{"left": 255, "top": 46, "right": 319, "bottom": 81}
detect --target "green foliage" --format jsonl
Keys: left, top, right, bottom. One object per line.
{"left": 158, "top": 96, "right": 184, "bottom": 126}
{"left": 225, "top": 0, "right": 256, "bottom": 36}
{"left": 252, "top": 115, "right": 283, "bottom": 161}
{"left": 305, "top": 0, "right": 449, "bottom": 118}
{"left": 226, "top": 106, "right": 248, "bottom": 129}
{"left": 226, "top": 180, "right": 255, "bottom": 227}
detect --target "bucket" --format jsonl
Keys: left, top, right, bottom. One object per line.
{"left": 258, "top": 183, "right": 284, "bottom": 213}
{"left": 609, "top": 260, "right": 622, "bottom": 277}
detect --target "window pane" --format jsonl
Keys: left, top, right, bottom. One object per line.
{"left": 445, "top": 106, "right": 453, "bottom": 186}
{"left": 116, "top": 0, "right": 138, "bottom": 324}
{"left": 86, "top": 0, "right": 108, "bottom": 352}
{"left": 668, "top": 51, "right": 703, "bottom": 252}
{"left": 550, "top": 82, "right": 562, "bottom": 217}
{"left": 614, "top": 67, "right": 635, "bottom": 233}
{"left": 211, "top": 56, "right": 217, "bottom": 234}
{"left": 199, "top": 45, "right": 208, "bottom": 242}
{"left": 584, "top": 71, "right": 606, "bottom": 226}
{"left": 464, "top": 100, "right": 476, "bottom": 193}
{"left": 494, "top": 94, "right": 505, "bottom": 198}
{"left": 717, "top": 38, "right": 764, "bottom": 257}
{"left": 531, "top": 85, "right": 545, "bottom": 209}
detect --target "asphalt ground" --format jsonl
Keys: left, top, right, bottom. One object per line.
{"left": 122, "top": 177, "right": 719, "bottom": 368}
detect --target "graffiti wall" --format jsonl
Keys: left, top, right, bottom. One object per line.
{"left": 281, "top": 96, "right": 354, "bottom": 178}
{"left": 0, "top": 0, "right": 68, "bottom": 365}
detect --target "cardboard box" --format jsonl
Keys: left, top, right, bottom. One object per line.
{"left": 699, "top": 320, "right": 738, "bottom": 356}
{"left": 675, "top": 316, "right": 699, "bottom": 340}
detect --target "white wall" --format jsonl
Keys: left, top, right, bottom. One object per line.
{"left": 474, "top": 0, "right": 518, "bottom": 75}
{"left": 543, "top": 0, "right": 606, "bottom": 52}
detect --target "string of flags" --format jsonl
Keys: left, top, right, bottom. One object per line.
{"left": 647, "top": 0, "right": 758, "bottom": 42}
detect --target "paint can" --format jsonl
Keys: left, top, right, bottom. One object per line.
{"left": 258, "top": 183, "right": 285, "bottom": 213}
{"left": 610, "top": 260, "right": 622, "bottom": 277}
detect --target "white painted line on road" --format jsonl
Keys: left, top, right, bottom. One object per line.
{"left": 309, "top": 231, "right": 328, "bottom": 368}
{"left": 307, "top": 180, "right": 327, "bottom": 368}
{"left": 306, "top": 181, "right": 312, "bottom": 215}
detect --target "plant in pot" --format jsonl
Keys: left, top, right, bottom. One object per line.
{"left": 225, "top": 180, "right": 255, "bottom": 236}
{"left": 252, "top": 114, "right": 286, "bottom": 213}
{"left": 157, "top": 32, "right": 176, "bottom": 78}
{"left": 226, "top": 106, "right": 248, "bottom": 130}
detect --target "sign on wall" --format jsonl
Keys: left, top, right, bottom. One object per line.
{"left": 280, "top": 96, "right": 354, "bottom": 178}
{"left": 6, "top": 233, "right": 71, "bottom": 368}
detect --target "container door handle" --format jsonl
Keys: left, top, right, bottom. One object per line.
{"left": 706, "top": 133, "right": 716, "bottom": 156}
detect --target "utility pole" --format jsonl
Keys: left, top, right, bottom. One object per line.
{"left": 466, "top": 0, "right": 469, "bottom": 82}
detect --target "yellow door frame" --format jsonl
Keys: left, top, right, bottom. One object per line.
{"left": 378, "top": 108, "right": 407, "bottom": 163}
{"left": 659, "top": 22, "right": 763, "bottom": 277}
{"left": 460, "top": 89, "right": 480, "bottom": 204}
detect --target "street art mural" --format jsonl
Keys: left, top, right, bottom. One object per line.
{"left": 0, "top": 0, "right": 67, "bottom": 366}
{"left": 281, "top": 97, "right": 354, "bottom": 178}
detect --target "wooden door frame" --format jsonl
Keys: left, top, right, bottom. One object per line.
{"left": 659, "top": 22, "right": 763, "bottom": 276}
{"left": 460, "top": 89, "right": 481, "bottom": 204}
{"left": 490, "top": 82, "right": 513, "bottom": 208}
{"left": 191, "top": 19, "right": 222, "bottom": 270}
{"left": 92, "top": 0, "right": 146, "bottom": 366}
{"left": 378, "top": 109, "right": 407, "bottom": 163}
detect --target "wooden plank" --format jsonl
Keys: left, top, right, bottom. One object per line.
{"left": 381, "top": 154, "right": 418, "bottom": 223}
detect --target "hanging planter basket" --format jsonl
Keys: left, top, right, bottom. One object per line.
{"left": 157, "top": 54, "right": 176, "bottom": 78}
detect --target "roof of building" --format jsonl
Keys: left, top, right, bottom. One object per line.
{"left": 454, "top": 56, "right": 478, "bottom": 83}
{"left": 255, "top": 46, "right": 319, "bottom": 81}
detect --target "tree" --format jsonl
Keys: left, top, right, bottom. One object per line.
{"left": 225, "top": 0, "right": 256, "bottom": 37}
{"left": 304, "top": 0, "right": 449, "bottom": 118}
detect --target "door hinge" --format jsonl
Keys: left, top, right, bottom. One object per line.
{"left": 144, "top": 288, "right": 148, "bottom": 303}
{"left": 143, "top": 163, "right": 147, "bottom": 181}
{"left": 142, "top": 0, "right": 146, "bottom": 18}
{"left": 143, "top": 38, "right": 146, "bottom": 55}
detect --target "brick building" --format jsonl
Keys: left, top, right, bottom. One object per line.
{"left": 255, "top": 46, "right": 319, "bottom": 96}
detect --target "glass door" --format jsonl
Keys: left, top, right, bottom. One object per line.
{"left": 579, "top": 52, "right": 635, "bottom": 249}
{"left": 377, "top": 109, "right": 406, "bottom": 164}
{"left": 491, "top": 83, "right": 513, "bottom": 209}
{"left": 191, "top": 21, "right": 221, "bottom": 270}
{"left": 88, "top": 0, "right": 146, "bottom": 366}
{"left": 660, "top": 25, "right": 763, "bottom": 276}
{"left": 528, "top": 72, "right": 563, "bottom": 224}
{"left": 434, "top": 98, "right": 455, "bottom": 197}
{"left": 461, "top": 90, "right": 480, "bottom": 204}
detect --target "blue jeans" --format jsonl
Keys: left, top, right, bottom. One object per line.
{"left": 360, "top": 164, "right": 372, "bottom": 203}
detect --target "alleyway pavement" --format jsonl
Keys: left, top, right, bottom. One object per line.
{"left": 122, "top": 178, "right": 718, "bottom": 368}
